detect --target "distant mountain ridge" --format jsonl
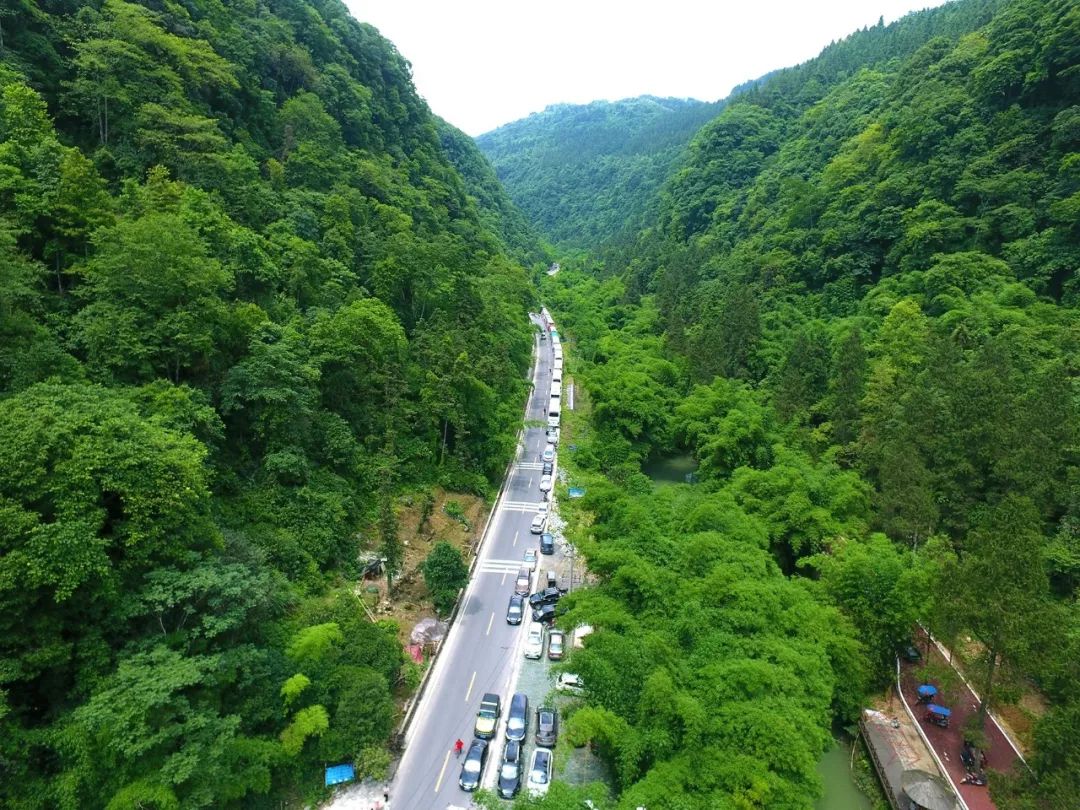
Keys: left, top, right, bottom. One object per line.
{"left": 476, "top": 95, "right": 725, "bottom": 249}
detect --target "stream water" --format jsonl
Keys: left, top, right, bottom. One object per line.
{"left": 815, "top": 737, "right": 873, "bottom": 810}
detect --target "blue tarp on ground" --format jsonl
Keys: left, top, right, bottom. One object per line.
{"left": 325, "top": 764, "right": 355, "bottom": 787}
{"left": 926, "top": 704, "right": 951, "bottom": 717}
{"left": 568, "top": 487, "right": 585, "bottom": 498}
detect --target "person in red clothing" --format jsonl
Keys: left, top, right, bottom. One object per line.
{"left": 454, "top": 738, "right": 464, "bottom": 756}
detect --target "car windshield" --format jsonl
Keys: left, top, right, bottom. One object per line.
{"left": 508, "top": 717, "right": 524, "bottom": 732}
{"left": 500, "top": 763, "right": 517, "bottom": 779}
{"left": 509, "top": 604, "right": 520, "bottom": 614}
{"left": 530, "top": 767, "right": 549, "bottom": 784}
{"left": 464, "top": 758, "right": 481, "bottom": 773}
{"left": 478, "top": 709, "right": 496, "bottom": 719}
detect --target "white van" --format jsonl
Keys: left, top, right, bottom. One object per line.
{"left": 548, "top": 398, "right": 561, "bottom": 419}
{"left": 549, "top": 382, "right": 560, "bottom": 399}
{"left": 552, "top": 369, "right": 562, "bottom": 384}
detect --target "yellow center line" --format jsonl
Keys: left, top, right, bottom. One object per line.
{"left": 486, "top": 611, "right": 495, "bottom": 636}
{"left": 464, "top": 670, "right": 476, "bottom": 702}
{"left": 434, "top": 748, "right": 451, "bottom": 793}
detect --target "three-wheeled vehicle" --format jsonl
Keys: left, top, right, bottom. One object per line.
{"left": 924, "top": 704, "right": 951, "bottom": 728}
{"left": 916, "top": 684, "right": 938, "bottom": 704}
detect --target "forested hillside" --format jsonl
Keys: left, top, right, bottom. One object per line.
{"left": 477, "top": 96, "right": 724, "bottom": 249}
{"left": 436, "top": 118, "right": 552, "bottom": 269}
{"left": 0, "top": 1, "right": 533, "bottom": 806}
{"left": 538, "top": 0, "right": 1080, "bottom": 807}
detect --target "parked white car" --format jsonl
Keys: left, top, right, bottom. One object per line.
{"left": 539, "top": 474, "right": 552, "bottom": 492}
{"left": 522, "top": 548, "right": 538, "bottom": 571}
{"left": 524, "top": 622, "right": 545, "bottom": 659}
{"left": 556, "top": 672, "right": 585, "bottom": 695}
{"left": 527, "top": 748, "right": 552, "bottom": 796}
{"left": 541, "top": 445, "right": 555, "bottom": 463}
{"left": 530, "top": 514, "right": 547, "bottom": 534}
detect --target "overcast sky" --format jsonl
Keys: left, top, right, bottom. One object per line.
{"left": 343, "top": 1, "right": 948, "bottom": 136}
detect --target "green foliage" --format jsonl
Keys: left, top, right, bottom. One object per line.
{"left": 280, "top": 674, "right": 312, "bottom": 708}
{"left": 0, "top": 0, "right": 537, "bottom": 804}
{"left": 551, "top": 483, "right": 866, "bottom": 807}
{"left": 287, "top": 623, "right": 345, "bottom": 666}
{"left": 813, "top": 534, "right": 930, "bottom": 680}
{"left": 477, "top": 96, "right": 725, "bottom": 249}
{"left": 541, "top": 3, "right": 1079, "bottom": 805}
{"left": 280, "top": 705, "right": 329, "bottom": 757}
{"left": 421, "top": 541, "right": 470, "bottom": 614}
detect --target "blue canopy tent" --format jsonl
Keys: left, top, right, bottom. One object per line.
{"left": 917, "top": 684, "right": 938, "bottom": 702}
{"left": 325, "top": 764, "right": 355, "bottom": 787}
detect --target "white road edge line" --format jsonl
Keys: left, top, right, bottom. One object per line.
{"left": 464, "top": 670, "right": 476, "bottom": 703}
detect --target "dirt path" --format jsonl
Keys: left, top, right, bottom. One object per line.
{"left": 899, "top": 630, "right": 1025, "bottom": 810}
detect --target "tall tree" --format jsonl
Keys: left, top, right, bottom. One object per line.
{"left": 942, "top": 495, "right": 1051, "bottom": 725}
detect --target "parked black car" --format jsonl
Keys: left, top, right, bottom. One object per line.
{"left": 528, "top": 587, "right": 561, "bottom": 608}
{"left": 542, "top": 460, "right": 554, "bottom": 475}
{"left": 498, "top": 740, "right": 522, "bottom": 798}
{"left": 532, "top": 603, "right": 561, "bottom": 623}
{"left": 506, "top": 593, "right": 525, "bottom": 625}
{"left": 540, "top": 532, "right": 555, "bottom": 555}
{"left": 535, "top": 706, "right": 558, "bottom": 748}
{"left": 458, "top": 738, "right": 488, "bottom": 791}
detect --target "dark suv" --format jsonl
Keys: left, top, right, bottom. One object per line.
{"left": 532, "top": 603, "right": 561, "bottom": 623}
{"left": 506, "top": 692, "right": 529, "bottom": 742}
{"left": 540, "top": 532, "right": 555, "bottom": 555}
{"left": 528, "top": 587, "right": 561, "bottom": 608}
{"left": 535, "top": 706, "right": 558, "bottom": 748}
{"left": 497, "top": 739, "right": 522, "bottom": 798}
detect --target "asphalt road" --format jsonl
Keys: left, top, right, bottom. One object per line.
{"left": 388, "top": 316, "right": 559, "bottom": 810}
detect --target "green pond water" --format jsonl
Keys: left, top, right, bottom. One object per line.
{"left": 816, "top": 738, "right": 873, "bottom": 810}
{"left": 642, "top": 453, "right": 699, "bottom": 484}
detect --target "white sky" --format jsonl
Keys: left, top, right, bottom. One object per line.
{"left": 343, "top": 1, "right": 948, "bottom": 136}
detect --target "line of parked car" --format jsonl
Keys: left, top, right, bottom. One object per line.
{"left": 459, "top": 689, "right": 561, "bottom": 797}
{"left": 459, "top": 332, "right": 569, "bottom": 797}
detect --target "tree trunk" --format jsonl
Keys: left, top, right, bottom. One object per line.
{"left": 439, "top": 417, "right": 449, "bottom": 466}
{"left": 978, "top": 645, "right": 998, "bottom": 726}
